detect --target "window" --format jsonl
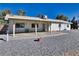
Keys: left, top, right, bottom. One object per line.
{"left": 32, "top": 24, "right": 35, "bottom": 28}
{"left": 31, "top": 23, "right": 39, "bottom": 28}
{"left": 16, "top": 23, "right": 25, "bottom": 28}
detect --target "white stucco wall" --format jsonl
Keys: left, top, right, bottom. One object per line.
{"left": 8, "top": 19, "right": 49, "bottom": 33}
{"left": 61, "top": 24, "right": 66, "bottom": 30}
{"left": 49, "top": 23, "right": 59, "bottom": 31}
{"left": 8, "top": 19, "right": 71, "bottom": 33}
{"left": 49, "top": 23, "right": 71, "bottom": 31}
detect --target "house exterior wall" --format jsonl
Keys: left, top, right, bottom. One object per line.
{"left": 49, "top": 23, "right": 59, "bottom": 31}
{"left": 61, "top": 23, "right": 71, "bottom": 30}
{"left": 61, "top": 24, "right": 66, "bottom": 30}
{"left": 8, "top": 19, "right": 71, "bottom": 33}
{"left": 8, "top": 19, "right": 49, "bottom": 33}
{"left": 50, "top": 23, "right": 71, "bottom": 31}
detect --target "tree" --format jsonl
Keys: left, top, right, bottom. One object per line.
{"left": 17, "top": 9, "right": 26, "bottom": 16}
{"left": 2, "top": 9, "right": 11, "bottom": 16}
{"left": 0, "top": 11, "right": 2, "bottom": 16}
{"left": 71, "top": 16, "right": 78, "bottom": 29}
{"left": 0, "top": 10, "right": 5, "bottom": 24}
{"left": 56, "top": 14, "right": 68, "bottom": 21}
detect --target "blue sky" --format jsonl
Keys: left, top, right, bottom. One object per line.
{"left": 0, "top": 3, "right": 79, "bottom": 20}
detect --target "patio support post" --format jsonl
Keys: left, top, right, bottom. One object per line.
{"left": 50, "top": 22, "right": 52, "bottom": 34}
{"left": 35, "top": 24, "right": 37, "bottom": 37}
{"left": 13, "top": 24, "right": 15, "bottom": 37}
{"left": 5, "top": 14, "right": 9, "bottom": 41}
{"left": 6, "top": 22, "right": 9, "bottom": 41}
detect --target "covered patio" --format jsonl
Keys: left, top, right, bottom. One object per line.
{"left": 7, "top": 15, "right": 53, "bottom": 37}
{"left": 12, "top": 21, "right": 52, "bottom": 38}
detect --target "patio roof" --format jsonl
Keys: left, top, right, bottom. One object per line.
{"left": 5, "top": 14, "right": 71, "bottom": 24}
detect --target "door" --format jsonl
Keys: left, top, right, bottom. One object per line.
{"left": 59, "top": 23, "right": 61, "bottom": 31}
{"left": 42, "top": 24, "right": 45, "bottom": 31}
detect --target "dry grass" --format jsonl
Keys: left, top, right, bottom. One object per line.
{"left": 0, "top": 24, "right": 4, "bottom": 31}
{"left": 64, "top": 50, "right": 79, "bottom": 56}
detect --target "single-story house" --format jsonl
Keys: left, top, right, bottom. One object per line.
{"left": 5, "top": 14, "right": 71, "bottom": 36}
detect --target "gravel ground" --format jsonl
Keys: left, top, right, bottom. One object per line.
{"left": 0, "top": 30, "right": 79, "bottom": 56}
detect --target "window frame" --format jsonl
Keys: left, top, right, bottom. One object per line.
{"left": 15, "top": 23, "right": 25, "bottom": 28}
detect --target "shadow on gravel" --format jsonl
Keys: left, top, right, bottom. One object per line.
{"left": 0, "top": 38, "right": 6, "bottom": 41}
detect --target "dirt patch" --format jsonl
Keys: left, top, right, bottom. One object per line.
{"left": 64, "top": 50, "right": 79, "bottom": 56}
